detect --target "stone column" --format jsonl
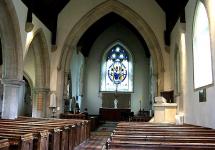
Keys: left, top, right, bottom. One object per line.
{"left": 1, "top": 78, "right": 25, "bottom": 119}
{"left": 32, "top": 88, "right": 49, "bottom": 118}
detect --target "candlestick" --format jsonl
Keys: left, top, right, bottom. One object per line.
{"left": 50, "top": 93, "right": 56, "bottom": 107}
{"left": 49, "top": 93, "right": 57, "bottom": 118}
{"left": 139, "top": 100, "right": 141, "bottom": 111}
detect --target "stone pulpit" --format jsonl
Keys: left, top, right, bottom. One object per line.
{"left": 153, "top": 96, "right": 177, "bottom": 123}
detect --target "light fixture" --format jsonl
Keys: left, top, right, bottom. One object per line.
{"left": 25, "top": 8, "right": 34, "bottom": 32}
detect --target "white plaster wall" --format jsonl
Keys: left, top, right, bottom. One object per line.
{"left": 85, "top": 23, "right": 150, "bottom": 115}
{"left": 169, "top": 0, "right": 215, "bottom": 128}
{"left": 57, "top": 0, "right": 106, "bottom": 54}
{"left": 118, "top": 0, "right": 166, "bottom": 56}
{"left": 170, "top": 20, "right": 180, "bottom": 90}
{"left": 170, "top": 19, "right": 186, "bottom": 114}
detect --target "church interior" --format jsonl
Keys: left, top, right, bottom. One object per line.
{"left": 1, "top": 0, "right": 215, "bottom": 149}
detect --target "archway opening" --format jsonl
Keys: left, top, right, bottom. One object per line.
{"left": 70, "top": 12, "right": 155, "bottom": 115}
{"left": 24, "top": 30, "right": 50, "bottom": 117}
{"left": 59, "top": 0, "right": 164, "bottom": 117}
{"left": 23, "top": 76, "right": 32, "bottom": 117}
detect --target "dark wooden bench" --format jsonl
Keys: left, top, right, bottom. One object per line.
{"left": 17, "top": 116, "right": 91, "bottom": 149}
{"left": 106, "top": 122, "right": 215, "bottom": 149}
{"left": 0, "top": 132, "right": 33, "bottom": 150}
{"left": 0, "top": 137, "right": 9, "bottom": 150}
{"left": 0, "top": 121, "right": 61, "bottom": 150}
{"left": 0, "top": 117, "right": 90, "bottom": 150}
{"left": 108, "top": 140, "right": 215, "bottom": 149}
{"left": 0, "top": 127, "right": 49, "bottom": 150}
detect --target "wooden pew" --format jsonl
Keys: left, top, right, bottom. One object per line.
{"left": 0, "top": 133, "right": 33, "bottom": 150}
{"left": 0, "top": 137, "right": 9, "bottom": 150}
{"left": 0, "top": 117, "right": 90, "bottom": 150}
{"left": 0, "top": 121, "right": 61, "bottom": 150}
{"left": 17, "top": 117, "right": 91, "bottom": 149}
{"left": 0, "top": 126, "right": 49, "bottom": 150}
{"left": 2, "top": 118, "right": 69, "bottom": 149}
{"left": 111, "top": 134, "right": 215, "bottom": 143}
{"left": 107, "top": 122, "right": 215, "bottom": 149}
{"left": 19, "top": 116, "right": 91, "bottom": 140}
{"left": 108, "top": 140, "right": 215, "bottom": 149}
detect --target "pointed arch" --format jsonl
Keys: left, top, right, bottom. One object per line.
{"left": 23, "top": 71, "right": 34, "bottom": 90}
{"left": 0, "top": 0, "right": 23, "bottom": 79}
{"left": 58, "top": 0, "right": 164, "bottom": 93}
{"left": 26, "top": 29, "right": 50, "bottom": 117}
{"left": 28, "top": 29, "right": 50, "bottom": 88}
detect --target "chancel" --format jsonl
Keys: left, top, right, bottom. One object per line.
{"left": 1, "top": 0, "right": 215, "bottom": 149}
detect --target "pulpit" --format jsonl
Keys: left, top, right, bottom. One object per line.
{"left": 153, "top": 103, "right": 177, "bottom": 123}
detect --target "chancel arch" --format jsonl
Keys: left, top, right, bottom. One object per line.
{"left": 57, "top": 0, "right": 165, "bottom": 112}
{"left": 24, "top": 29, "right": 50, "bottom": 117}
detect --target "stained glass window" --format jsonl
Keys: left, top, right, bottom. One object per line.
{"left": 100, "top": 43, "right": 133, "bottom": 92}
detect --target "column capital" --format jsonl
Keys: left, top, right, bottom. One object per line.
{"left": 33, "top": 87, "right": 50, "bottom": 93}
{"left": 1, "top": 78, "right": 25, "bottom": 86}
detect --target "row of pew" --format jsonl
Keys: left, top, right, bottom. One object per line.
{"left": 106, "top": 122, "right": 215, "bottom": 149}
{"left": 0, "top": 116, "right": 91, "bottom": 150}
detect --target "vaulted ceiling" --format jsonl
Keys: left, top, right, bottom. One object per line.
{"left": 21, "top": 0, "right": 188, "bottom": 48}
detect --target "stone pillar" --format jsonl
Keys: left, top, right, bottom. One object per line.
{"left": 32, "top": 88, "right": 49, "bottom": 118}
{"left": 1, "top": 78, "right": 25, "bottom": 119}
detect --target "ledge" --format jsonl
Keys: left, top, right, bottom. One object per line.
{"left": 153, "top": 103, "right": 177, "bottom": 107}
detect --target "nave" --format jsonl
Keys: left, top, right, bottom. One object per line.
{"left": 1, "top": 0, "right": 215, "bottom": 149}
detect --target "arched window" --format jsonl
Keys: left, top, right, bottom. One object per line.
{"left": 100, "top": 42, "right": 133, "bottom": 92}
{"left": 193, "top": 1, "right": 213, "bottom": 89}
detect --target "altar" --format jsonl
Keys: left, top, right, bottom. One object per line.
{"left": 99, "top": 108, "right": 131, "bottom": 121}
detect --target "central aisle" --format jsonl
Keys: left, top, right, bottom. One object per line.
{"left": 74, "top": 122, "right": 117, "bottom": 150}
